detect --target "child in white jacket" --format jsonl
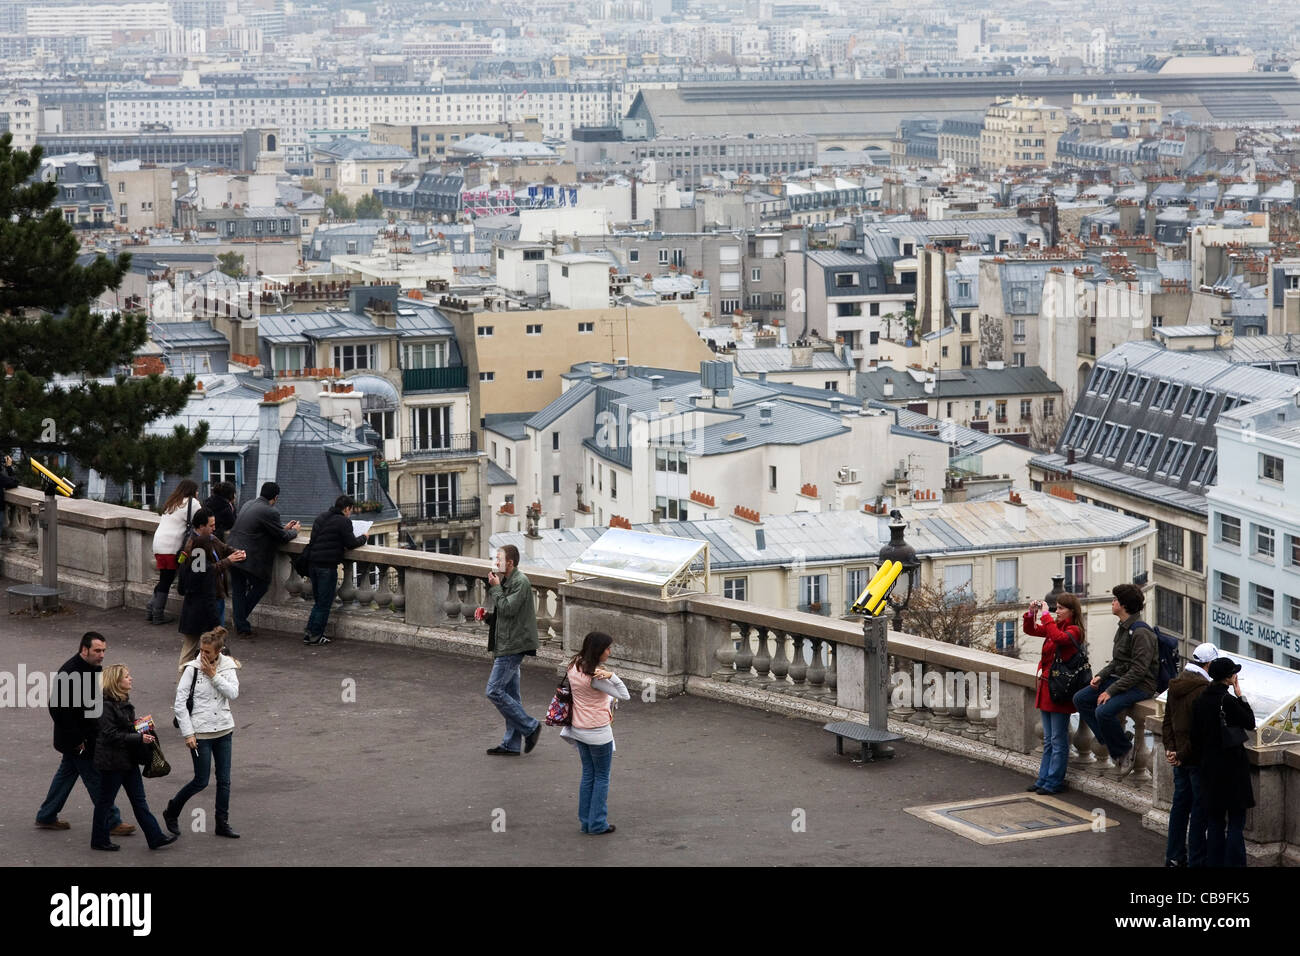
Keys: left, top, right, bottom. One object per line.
{"left": 164, "top": 626, "right": 241, "bottom": 839}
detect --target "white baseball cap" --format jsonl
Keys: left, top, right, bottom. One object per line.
{"left": 1191, "top": 643, "right": 1219, "bottom": 664}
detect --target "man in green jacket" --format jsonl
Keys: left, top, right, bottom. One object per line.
{"left": 481, "top": 544, "right": 541, "bottom": 756}
{"left": 1073, "top": 583, "right": 1158, "bottom": 777}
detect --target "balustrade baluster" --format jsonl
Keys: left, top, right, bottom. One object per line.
{"left": 338, "top": 560, "right": 358, "bottom": 607}
{"left": 373, "top": 564, "right": 393, "bottom": 611}
{"left": 354, "top": 563, "right": 375, "bottom": 608}
{"left": 892, "top": 655, "right": 917, "bottom": 722}
{"left": 442, "top": 574, "right": 463, "bottom": 621}
{"left": 1070, "top": 714, "right": 1097, "bottom": 764}
{"left": 714, "top": 623, "right": 740, "bottom": 680}
{"left": 751, "top": 626, "right": 773, "bottom": 685}
{"left": 823, "top": 642, "right": 837, "bottom": 701}
{"left": 733, "top": 623, "right": 755, "bottom": 680}
{"left": 807, "top": 638, "right": 825, "bottom": 691}
{"left": 786, "top": 634, "right": 807, "bottom": 689}
{"left": 551, "top": 592, "right": 564, "bottom": 642}
{"left": 534, "top": 586, "right": 552, "bottom": 646}
{"left": 390, "top": 567, "right": 405, "bottom": 614}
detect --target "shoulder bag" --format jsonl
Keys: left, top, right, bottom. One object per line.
{"left": 544, "top": 670, "right": 573, "bottom": 727}
{"left": 172, "top": 666, "right": 198, "bottom": 729}
{"left": 1047, "top": 631, "right": 1092, "bottom": 705}
{"left": 1220, "top": 695, "right": 1249, "bottom": 748}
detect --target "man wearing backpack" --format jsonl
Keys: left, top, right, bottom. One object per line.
{"left": 1073, "top": 583, "right": 1159, "bottom": 777}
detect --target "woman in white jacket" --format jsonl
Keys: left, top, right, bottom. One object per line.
{"left": 147, "top": 479, "right": 201, "bottom": 626}
{"left": 164, "top": 626, "right": 241, "bottom": 839}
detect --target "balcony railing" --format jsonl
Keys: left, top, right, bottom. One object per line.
{"left": 402, "top": 366, "right": 468, "bottom": 392}
{"left": 400, "top": 434, "right": 477, "bottom": 459}
{"left": 344, "top": 479, "right": 387, "bottom": 514}
{"left": 797, "top": 602, "right": 831, "bottom": 616}
{"left": 1132, "top": 571, "right": 1149, "bottom": 586}
{"left": 396, "top": 498, "right": 481, "bottom": 526}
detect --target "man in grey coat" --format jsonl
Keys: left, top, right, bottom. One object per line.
{"left": 225, "top": 482, "right": 299, "bottom": 637}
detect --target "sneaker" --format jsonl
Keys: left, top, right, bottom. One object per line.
{"left": 524, "top": 724, "right": 542, "bottom": 754}
{"left": 591, "top": 824, "right": 617, "bottom": 835}
{"left": 1115, "top": 747, "right": 1137, "bottom": 777}
{"left": 485, "top": 746, "right": 520, "bottom": 756}
{"left": 110, "top": 823, "right": 136, "bottom": 837}
{"left": 35, "top": 819, "right": 70, "bottom": 830}
{"left": 150, "top": 834, "right": 178, "bottom": 850}
{"left": 304, "top": 634, "right": 331, "bottom": 645}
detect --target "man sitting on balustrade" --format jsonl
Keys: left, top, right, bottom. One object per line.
{"left": 1072, "top": 583, "right": 1158, "bottom": 778}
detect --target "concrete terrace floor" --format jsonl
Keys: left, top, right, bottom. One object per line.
{"left": 0, "top": 583, "right": 1168, "bottom": 867}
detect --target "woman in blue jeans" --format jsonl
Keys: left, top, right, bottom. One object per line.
{"left": 560, "top": 632, "right": 630, "bottom": 835}
{"left": 165, "top": 627, "right": 241, "bottom": 839}
{"left": 1022, "top": 593, "right": 1085, "bottom": 795}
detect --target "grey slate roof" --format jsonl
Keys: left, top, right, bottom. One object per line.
{"left": 858, "top": 365, "right": 1062, "bottom": 403}
{"left": 733, "top": 347, "right": 853, "bottom": 373}
{"left": 526, "top": 382, "right": 596, "bottom": 430}
{"left": 484, "top": 413, "right": 532, "bottom": 441}
{"left": 486, "top": 461, "right": 516, "bottom": 486}
{"left": 151, "top": 321, "right": 229, "bottom": 348}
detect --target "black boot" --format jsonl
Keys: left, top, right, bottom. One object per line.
{"left": 215, "top": 816, "right": 240, "bottom": 839}
{"left": 148, "top": 594, "right": 175, "bottom": 625}
{"left": 163, "top": 801, "right": 181, "bottom": 836}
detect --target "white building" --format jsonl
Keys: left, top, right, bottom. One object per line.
{"left": 1206, "top": 394, "right": 1300, "bottom": 669}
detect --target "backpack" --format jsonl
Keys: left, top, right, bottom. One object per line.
{"left": 175, "top": 532, "right": 196, "bottom": 596}
{"left": 1130, "top": 619, "right": 1179, "bottom": 693}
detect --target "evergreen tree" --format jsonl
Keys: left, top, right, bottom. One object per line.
{"left": 0, "top": 135, "right": 208, "bottom": 494}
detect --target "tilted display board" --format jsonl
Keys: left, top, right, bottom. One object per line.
{"left": 566, "top": 528, "right": 709, "bottom": 598}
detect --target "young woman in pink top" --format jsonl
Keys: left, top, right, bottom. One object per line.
{"left": 561, "top": 631, "right": 629, "bottom": 835}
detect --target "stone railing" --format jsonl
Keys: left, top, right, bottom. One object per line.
{"left": 3, "top": 484, "right": 1297, "bottom": 864}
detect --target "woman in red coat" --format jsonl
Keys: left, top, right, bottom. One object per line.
{"left": 1022, "top": 592, "right": 1085, "bottom": 795}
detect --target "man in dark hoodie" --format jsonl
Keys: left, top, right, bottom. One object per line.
{"left": 1161, "top": 642, "right": 1218, "bottom": 868}
{"left": 34, "top": 632, "right": 129, "bottom": 836}
{"left": 0, "top": 453, "right": 18, "bottom": 543}
{"left": 302, "top": 495, "right": 367, "bottom": 646}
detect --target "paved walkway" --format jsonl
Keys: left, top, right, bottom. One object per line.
{"left": 1, "top": 584, "right": 1167, "bottom": 866}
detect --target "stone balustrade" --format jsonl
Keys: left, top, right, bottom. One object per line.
{"left": 3, "top": 484, "right": 1297, "bottom": 864}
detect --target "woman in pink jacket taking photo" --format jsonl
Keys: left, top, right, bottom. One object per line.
{"left": 560, "top": 631, "right": 630, "bottom": 835}
{"left": 1022, "top": 592, "right": 1085, "bottom": 795}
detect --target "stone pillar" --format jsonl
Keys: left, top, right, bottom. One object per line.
{"left": 995, "top": 679, "right": 1037, "bottom": 754}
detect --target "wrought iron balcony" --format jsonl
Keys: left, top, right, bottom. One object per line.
{"left": 402, "top": 366, "right": 468, "bottom": 392}
{"left": 399, "top": 433, "right": 477, "bottom": 459}
{"left": 396, "top": 498, "right": 481, "bottom": 526}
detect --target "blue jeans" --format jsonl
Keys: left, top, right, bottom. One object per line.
{"left": 1205, "top": 805, "right": 1247, "bottom": 867}
{"left": 576, "top": 740, "right": 614, "bottom": 833}
{"left": 485, "top": 653, "right": 538, "bottom": 752}
{"left": 169, "top": 732, "right": 233, "bottom": 822}
{"left": 1035, "top": 711, "right": 1071, "bottom": 792}
{"left": 229, "top": 568, "right": 270, "bottom": 634}
{"left": 1167, "top": 765, "right": 1207, "bottom": 866}
{"left": 93, "top": 767, "right": 167, "bottom": 848}
{"left": 36, "top": 751, "right": 122, "bottom": 829}
{"left": 1073, "top": 677, "right": 1151, "bottom": 760}
{"left": 305, "top": 567, "right": 338, "bottom": 638}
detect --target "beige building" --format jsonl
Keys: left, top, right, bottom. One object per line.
{"left": 104, "top": 160, "right": 174, "bottom": 230}
{"left": 0, "top": 91, "right": 38, "bottom": 150}
{"left": 1070, "top": 92, "right": 1162, "bottom": 126}
{"left": 370, "top": 118, "right": 543, "bottom": 161}
{"left": 980, "top": 97, "right": 1068, "bottom": 170}
{"left": 310, "top": 139, "right": 414, "bottom": 203}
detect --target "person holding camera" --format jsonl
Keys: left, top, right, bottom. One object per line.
{"left": 177, "top": 508, "right": 246, "bottom": 671}
{"left": 1188, "top": 658, "right": 1256, "bottom": 867}
{"left": 1022, "top": 594, "right": 1085, "bottom": 795}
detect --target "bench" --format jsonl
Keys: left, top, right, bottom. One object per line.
{"left": 7, "top": 584, "right": 61, "bottom": 614}
{"left": 823, "top": 720, "right": 903, "bottom": 763}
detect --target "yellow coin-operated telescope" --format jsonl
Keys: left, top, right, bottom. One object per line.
{"left": 30, "top": 458, "right": 75, "bottom": 497}
{"left": 851, "top": 560, "right": 903, "bottom": 617}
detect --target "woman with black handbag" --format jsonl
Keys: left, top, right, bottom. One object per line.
{"left": 1189, "top": 658, "right": 1255, "bottom": 866}
{"left": 1022, "top": 593, "right": 1087, "bottom": 795}
{"left": 90, "top": 664, "right": 179, "bottom": 852}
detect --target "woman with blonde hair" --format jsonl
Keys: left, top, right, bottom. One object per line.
{"left": 165, "top": 626, "right": 241, "bottom": 839}
{"left": 1022, "top": 592, "right": 1086, "bottom": 795}
{"left": 147, "top": 479, "right": 201, "bottom": 625}
{"left": 560, "top": 631, "right": 630, "bottom": 835}
{"left": 91, "top": 664, "right": 178, "bottom": 851}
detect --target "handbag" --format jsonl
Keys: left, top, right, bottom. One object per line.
{"left": 544, "top": 672, "right": 573, "bottom": 727}
{"left": 1047, "top": 631, "right": 1092, "bottom": 705}
{"left": 1220, "top": 696, "right": 1249, "bottom": 748}
{"left": 142, "top": 739, "right": 171, "bottom": 778}
{"left": 173, "top": 666, "right": 198, "bottom": 729}
{"left": 292, "top": 541, "right": 313, "bottom": 577}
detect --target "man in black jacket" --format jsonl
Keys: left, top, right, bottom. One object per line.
{"left": 226, "top": 481, "right": 300, "bottom": 639}
{"left": 303, "top": 495, "right": 367, "bottom": 646}
{"left": 34, "top": 632, "right": 130, "bottom": 836}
